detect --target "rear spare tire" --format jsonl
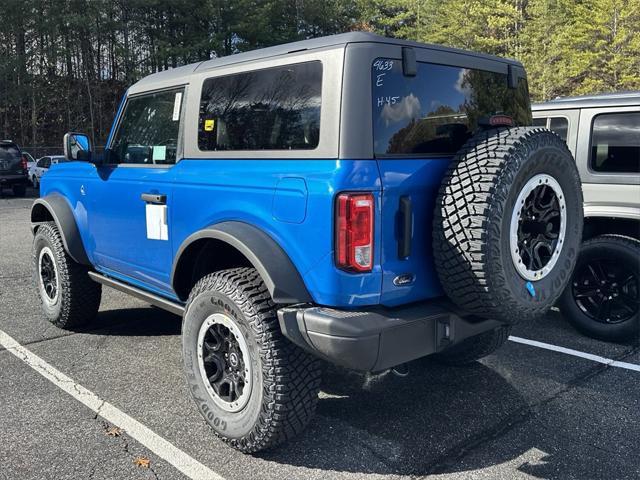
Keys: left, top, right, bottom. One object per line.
{"left": 433, "top": 127, "right": 583, "bottom": 324}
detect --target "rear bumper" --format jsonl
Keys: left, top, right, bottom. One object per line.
{"left": 278, "top": 300, "right": 504, "bottom": 372}
{"left": 0, "top": 175, "right": 28, "bottom": 187}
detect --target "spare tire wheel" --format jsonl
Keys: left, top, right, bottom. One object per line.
{"left": 433, "top": 127, "right": 583, "bottom": 324}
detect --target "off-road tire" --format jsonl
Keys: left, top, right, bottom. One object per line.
{"left": 32, "top": 222, "right": 102, "bottom": 328}
{"left": 13, "top": 184, "right": 26, "bottom": 197}
{"left": 558, "top": 235, "right": 640, "bottom": 343}
{"left": 433, "top": 326, "right": 512, "bottom": 366}
{"left": 182, "top": 268, "right": 322, "bottom": 453}
{"left": 433, "top": 127, "right": 583, "bottom": 324}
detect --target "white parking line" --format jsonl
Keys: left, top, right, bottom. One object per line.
{"left": 509, "top": 335, "right": 640, "bottom": 372}
{"left": 0, "top": 329, "right": 225, "bottom": 480}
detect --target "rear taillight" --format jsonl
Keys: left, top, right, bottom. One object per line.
{"left": 20, "top": 155, "right": 28, "bottom": 171}
{"left": 335, "top": 193, "right": 374, "bottom": 272}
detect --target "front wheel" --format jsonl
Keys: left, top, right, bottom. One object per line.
{"left": 558, "top": 235, "right": 639, "bottom": 342}
{"left": 182, "top": 268, "right": 322, "bottom": 453}
{"left": 32, "top": 222, "right": 102, "bottom": 328}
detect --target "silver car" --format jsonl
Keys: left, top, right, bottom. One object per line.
{"left": 533, "top": 92, "right": 639, "bottom": 342}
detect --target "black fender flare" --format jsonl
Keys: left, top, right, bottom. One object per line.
{"left": 171, "top": 221, "right": 312, "bottom": 304}
{"left": 31, "top": 194, "right": 91, "bottom": 266}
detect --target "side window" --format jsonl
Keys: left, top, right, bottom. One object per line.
{"left": 549, "top": 117, "right": 569, "bottom": 141}
{"left": 591, "top": 112, "right": 640, "bottom": 173}
{"left": 198, "top": 61, "right": 322, "bottom": 151}
{"left": 37, "top": 158, "right": 46, "bottom": 168}
{"left": 110, "top": 88, "right": 184, "bottom": 165}
{"left": 532, "top": 116, "right": 568, "bottom": 141}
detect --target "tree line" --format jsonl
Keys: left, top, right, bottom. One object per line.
{"left": 1, "top": 0, "right": 638, "bottom": 152}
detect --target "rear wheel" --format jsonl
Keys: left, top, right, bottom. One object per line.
{"left": 433, "top": 127, "right": 583, "bottom": 324}
{"left": 558, "top": 235, "right": 639, "bottom": 342}
{"left": 182, "top": 268, "right": 322, "bottom": 453}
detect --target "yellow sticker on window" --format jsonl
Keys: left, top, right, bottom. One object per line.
{"left": 204, "top": 119, "right": 215, "bottom": 132}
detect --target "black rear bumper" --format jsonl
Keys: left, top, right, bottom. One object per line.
{"left": 0, "top": 175, "right": 28, "bottom": 187}
{"left": 277, "top": 300, "right": 504, "bottom": 372}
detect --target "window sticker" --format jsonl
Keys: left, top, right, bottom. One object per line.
{"left": 204, "top": 119, "right": 215, "bottom": 132}
{"left": 172, "top": 92, "right": 182, "bottom": 121}
{"left": 146, "top": 204, "right": 168, "bottom": 241}
{"left": 152, "top": 146, "right": 167, "bottom": 161}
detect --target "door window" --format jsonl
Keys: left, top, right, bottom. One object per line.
{"left": 590, "top": 112, "right": 640, "bottom": 173}
{"left": 110, "top": 88, "right": 184, "bottom": 165}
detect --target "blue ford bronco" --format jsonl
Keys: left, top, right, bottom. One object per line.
{"left": 31, "top": 33, "right": 583, "bottom": 452}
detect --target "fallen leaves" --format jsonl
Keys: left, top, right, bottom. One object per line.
{"left": 134, "top": 456, "right": 151, "bottom": 469}
{"left": 105, "top": 426, "right": 122, "bottom": 437}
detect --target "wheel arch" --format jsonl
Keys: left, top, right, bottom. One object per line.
{"left": 31, "top": 195, "right": 91, "bottom": 266}
{"left": 171, "top": 221, "right": 312, "bottom": 304}
{"left": 583, "top": 215, "right": 640, "bottom": 242}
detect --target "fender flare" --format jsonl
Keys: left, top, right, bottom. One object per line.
{"left": 31, "top": 194, "right": 91, "bottom": 266}
{"left": 171, "top": 221, "right": 312, "bottom": 304}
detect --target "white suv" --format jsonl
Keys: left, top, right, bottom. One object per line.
{"left": 533, "top": 92, "right": 639, "bottom": 342}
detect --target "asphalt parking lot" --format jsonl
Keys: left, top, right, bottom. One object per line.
{"left": 1, "top": 188, "right": 639, "bottom": 480}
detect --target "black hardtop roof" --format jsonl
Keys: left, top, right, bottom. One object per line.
{"left": 533, "top": 91, "right": 640, "bottom": 111}
{"left": 131, "top": 32, "right": 523, "bottom": 90}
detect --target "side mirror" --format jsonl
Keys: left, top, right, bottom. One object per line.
{"left": 63, "top": 132, "right": 92, "bottom": 162}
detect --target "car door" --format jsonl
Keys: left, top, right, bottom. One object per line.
{"left": 87, "top": 87, "right": 185, "bottom": 296}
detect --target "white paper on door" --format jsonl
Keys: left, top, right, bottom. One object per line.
{"left": 146, "top": 204, "right": 168, "bottom": 241}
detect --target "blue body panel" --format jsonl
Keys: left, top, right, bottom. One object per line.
{"left": 170, "top": 159, "right": 383, "bottom": 307}
{"left": 376, "top": 158, "right": 452, "bottom": 306}
{"left": 41, "top": 154, "right": 452, "bottom": 308}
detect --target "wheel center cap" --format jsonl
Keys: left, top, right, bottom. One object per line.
{"left": 229, "top": 352, "right": 239, "bottom": 367}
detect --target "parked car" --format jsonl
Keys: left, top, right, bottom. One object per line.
{"left": 0, "top": 140, "right": 29, "bottom": 196}
{"left": 31, "top": 32, "right": 584, "bottom": 453}
{"left": 533, "top": 92, "right": 640, "bottom": 342}
{"left": 22, "top": 151, "right": 36, "bottom": 172}
{"left": 30, "top": 155, "right": 67, "bottom": 188}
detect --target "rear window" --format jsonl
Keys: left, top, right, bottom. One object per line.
{"left": 372, "top": 59, "right": 532, "bottom": 156}
{"left": 590, "top": 112, "right": 640, "bottom": 174}
{"left": 198, "top": 61, "right": 322, "bottom": 151}
{"left": 0, "top": 143, "right": 20, "bottom": 162}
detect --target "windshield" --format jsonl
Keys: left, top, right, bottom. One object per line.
{"left": 372, "top": 59, "right": 532, "bottom": 156}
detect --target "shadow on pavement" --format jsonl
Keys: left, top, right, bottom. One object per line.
{"left": 258, "top": 355, "right": 629, "bottom": 478}
{"left": 81, "top": 306, "right": 182, "bottom": 337}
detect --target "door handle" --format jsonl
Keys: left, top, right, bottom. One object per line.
{"left": 141, "top": 193, "right": 167, "bottom": 205}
